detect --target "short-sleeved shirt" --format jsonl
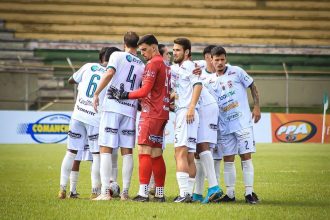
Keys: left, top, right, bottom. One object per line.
{"left": 71, "top": 63, "right": 106, "bottom": 127}
{"left": 206, "top": 65, "right": 254, "bottom": 134}
{"left": 102, "top": 51, "right": 145, "bottom": 119}
{"left": 171, "top": 60, "right": 202, "bottom": 111}
{"left": 140, "top": 55, "right": 171, "bottom": 120}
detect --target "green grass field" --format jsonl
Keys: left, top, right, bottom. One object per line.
{"left": 0, "top": 143, "right": 329, "bottom": 219}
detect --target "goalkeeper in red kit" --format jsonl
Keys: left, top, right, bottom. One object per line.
{"left": 108, "top": 34, "right": 171, "bottom": 202}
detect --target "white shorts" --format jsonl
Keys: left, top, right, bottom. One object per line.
{"left": 197, "top": 103, "right": 218, "bottom": 144}
{"left": 75, "top": 148, "right": 93, "bottom": 161}
{"left": 98, "top": 111, "right": 136, "bottom": 149}
{"left": 219, "top": 127, "right": 256, "bottom": 156}
{"left": 211, "top": 144, "right": 223, "bottom": 160}
{"left": 174, "top": 108, "right": 199, "bottom": 153}
{"left": 67, "top": 118, "right": 99, "bottom": 153}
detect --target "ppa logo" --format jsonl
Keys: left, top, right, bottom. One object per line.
{"left": 275, "top": 120, "right": 317, "bottom": 143}
{"left": 17, "top": 114, "right": 70, "bottom": 143}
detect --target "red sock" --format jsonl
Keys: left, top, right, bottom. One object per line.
{"left": 139, "top": 154, "right": 152, "bottom": 184}
{"left": 151, "top": 155, "right": 166, "bottom": 187}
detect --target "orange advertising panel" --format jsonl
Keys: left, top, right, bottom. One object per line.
{"left": 271, "top": 113, "right": 330, "bottom": 143}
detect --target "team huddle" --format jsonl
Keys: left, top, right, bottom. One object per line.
{"left": 58, "top": 31, "right": 261, "bottom": 204}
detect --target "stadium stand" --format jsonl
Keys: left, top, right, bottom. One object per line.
{"left": 0, "top": 0, "right": 329, "bottom": 110}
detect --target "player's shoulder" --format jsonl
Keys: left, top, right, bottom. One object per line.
{"left": 226, "top": 64, "right": 246, "bottom": 75}
{"left": 181, "top": 60, "right": 195, "bottom": 71}
{"left": 124, "top": 52, "right": 144, "bottom": 66}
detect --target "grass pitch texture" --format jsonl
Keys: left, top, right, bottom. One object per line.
{"left": 0, "top": 143, "right": 329, "bottom": 219}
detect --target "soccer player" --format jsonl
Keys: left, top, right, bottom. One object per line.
{"left": 109, "top": 34, "right": 171, "bottom": 202}
{"left": 207, "top": 46, "right": 261, "bottom": 204}
{"left": 148, "top": 43, "right": 172, "bottom": 196}
{"left": 93, "top": 32, "right": 145, "bottom": 201}
{"left": 192, "top": 44, "right": 223, "bottom": 203}
{"left": 170, "top": 37, "right": 203, "bottom": 203}
{"left": 158, "top": 44, "right": 171, "bottom": 66}
{"left": 58, "top": 46, "right": 120, "bottom": 199}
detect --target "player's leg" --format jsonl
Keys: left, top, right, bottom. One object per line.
{"left": 187, "top": 151, "right": 196, "bottom": 197}
{"left": 174, "top": 109, "right": 198, "bottom": 203}
{"left": 59, "top": 119, "right": 85, "bottom": 199}
{"left": 87, "top": 126, "right": 101, "bottom": 199}
{"left": 219, "top": 133, "right": 237, "bottom": 202}
{"left": 196, "top": 103, "right": 222, "bottom": 203}
{"left": 110, "top": 148, "right": 118, "bottom": 183}
{"left": 192, "top": 153, "right": 205, "bottom": 202}
{"left": 118, "top": 115, "right": 136, "bottom": 201}
{"left": 93, "top": 111, "right": 118, "bottom": 200}
{"left": 69, "top": 156, "right": 81, "bottom": 198}
{"left": 237, "top": 127, "right": 258, "bottom": 204}
{"left": 149, "top": 119, "right": 168, "bottom": 202}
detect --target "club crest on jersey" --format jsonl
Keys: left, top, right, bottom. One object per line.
{"left": 126, "top": 55, "right": 132, "bottom": 62}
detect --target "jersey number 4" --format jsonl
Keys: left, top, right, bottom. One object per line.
{"left": 126, "top": 65, "right": 136, "bottom": 91}
{"left": 86, "top": 74, "right": 101, "bottom": 98}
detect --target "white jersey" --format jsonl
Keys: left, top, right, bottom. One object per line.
{"left": 198, "top": 69, "right": 217, "bottom": 107}
{"left": 194, "top": 60, "right": 206, "bottom": 70}
{"left": 71, "top": 63, "right": 106, "bottom": 127}
{"left": 206, "top": 65, "right": 254, "bottom": 134}
{"left": 200, "top": 68, "right": 215, "bottom": 82}
{"left": 171, "top": 60, "right": 202, "bottom": 111}
{"left": 102, "top": 51, "right": 144, "bottom": 118}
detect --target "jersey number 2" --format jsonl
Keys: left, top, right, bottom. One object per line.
{"left": 86, "top": 74, "right": 101, "bottom": 98}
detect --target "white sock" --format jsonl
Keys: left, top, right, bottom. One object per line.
{"left": 194, "top": 159, "right": 205, "bottom": 195}
{"left": 176, "top": 172, "right": 189, "bottom": 197}
{"left": 122, "top": 154, "right": 133, "bottom": 193}
{"left": 100, "top": 153, "right": 112, "bottom": 195}
{"left": 224, "top": 162, "right": 236, "bottom": 199}
{"left": 138, "top": 184, "right": 149, "bottom": 197}
{"left": 91, "top": 154, "right": 101, "bottom": 194}
{"left": 60, "top": 151, "right": 76, "bottom": 191}
{"left": 200, "top": 151, "right": 218, "bottom": 188}
{"left": 155, "top": 187, "right": 164, "bottom": 198}
{"left": 214, "top": 159, "right": 221, "bottom": 185}
{"left": 69, "top": 171, "right": 79, "bottom": 194}
{"left": 111, "top": 152, "right": 118, "bottom": 182}
{"left": 149, "top": 173, "right": 155, "bottom": 190}
{"left": 188, "top": 177, "right": 195, "bottom": 196}
{"left": 242, "top": 159, "right": 254, "bottom": 196}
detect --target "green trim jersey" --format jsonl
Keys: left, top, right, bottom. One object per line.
{"left": 102, "top": 51, "right": 145, "bottom": 119}
{"left": 71, "top": 63, "right": 106, "bottom": 127}
{"left": 206, "top": 65, "right": 254, "bottom": 134}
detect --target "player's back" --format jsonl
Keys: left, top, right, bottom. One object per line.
{"left": 140, "top": 55, "right": 171, "bottom": 120}
{"left": 102, "top": 51, "right": 144, "bottom": 118}
{"left": 71, "top": 63, "right": 106, "bottom": 127}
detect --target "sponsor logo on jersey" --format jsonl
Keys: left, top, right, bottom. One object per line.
{"left": 275, "top": 120, "right": 317, "bottom": 143}
{"left": 76, "top": 105, "right": 96, "bottom": 116}
{"left": 222, "top": 101, "right": 239, "bottom": 112}
{"left": 209, "top": 124, "right": 218, "bottom": 130}
{"left": 219, "top": 90, "right": 236, "bottom": 101}
{"left": 88, "top": 134, "right": 99, "bottom": 141}
{"left": 105, "top": 127, "right": 118, "bottom": 134}
{"left": 68, "top": 131, "right": 82, "bottom": 139}
{"left": 126, "top": 55, "right": 132, "bottom": 62}
{"left": 149, "top": 135, "right": 163, "bottom": 144}
{"left": 122, "top": 130, "right": 135, "bottom": 136}
{"left": 91, "top": 65, "right": 105, "bottom": 72}
{"left": 188, "top": 137, "right": 197, "bottom": 143}
{"left": 224, "top": 112, "right": 242, "bottom": 122}
{"left": 17, "top": 114, "right": 70, "bottom": 143}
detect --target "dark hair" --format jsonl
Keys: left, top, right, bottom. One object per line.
{"left": 203, "top": 45, "right": 216, "bottom": 57}
{"left": 99, "top": 47, "right": 109, "bottom": 62}
{"left": 124, "top": 31, "right": 139, "bottom": 48}
{"left": 104, "top": 47, "right": 121, "bottom": 62}
{"left": 173, "top": 37, "right": 191, "bottom": 57}
{"left": 211, "top": 46, "right": 227, "bottom": 57}
{"left": 158, "top": 44, "right": 166, "bottom": 56}
{"left": 137, "top": 34, "right": 158, "bottom": 46}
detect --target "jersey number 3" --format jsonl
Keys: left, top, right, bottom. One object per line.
{"left": 86, "top": 74, "right": 101, "bottom": 98}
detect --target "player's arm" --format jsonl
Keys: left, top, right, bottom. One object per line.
{"left": 68, "top": 76, "right": 77, "bottom": 84}
{"left": 187, "top": 82, "right": 202, "bottom": 124}
{"left": 93, "top": 68, "right": 115, "bottom": 112}
{"left": 249, "top": 82, "right": 261, "bottom": 123}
